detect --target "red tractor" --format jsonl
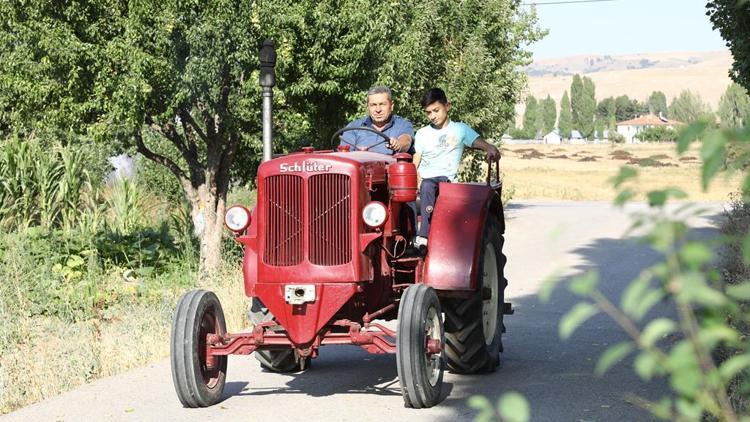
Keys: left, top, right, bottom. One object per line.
{"left": 170, "top": 41, "right": 511, "bottom": 409}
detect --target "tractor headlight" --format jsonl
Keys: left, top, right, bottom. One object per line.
{"left": 224, "top": 205, "right": 251, "bottom": 232}
{"left": 362, "top": 201, "right": 388, "bottom": 228}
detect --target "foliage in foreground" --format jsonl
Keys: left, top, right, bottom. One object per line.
{"left": 538, "top": 122, "right": 750, "bottom": 421}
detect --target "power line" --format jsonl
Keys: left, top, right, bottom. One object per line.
{"left": 522, "top": 0, "right": 618, "bottom": 5}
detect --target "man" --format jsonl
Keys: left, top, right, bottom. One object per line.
{"left": 340, "top": 86, "right": 413, "bottom": 154}
{"left": 413, "top": 87, "right": 500, "bottom": 249}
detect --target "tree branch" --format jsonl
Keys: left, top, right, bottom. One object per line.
{"left": 133, "top": 129, "right": 188, "bottom": 184}
{"left": 146, "top": 114, "right": 202, "bottom": 171}
{"left": 179, "top": 108, "right": 207, "bottom": 145}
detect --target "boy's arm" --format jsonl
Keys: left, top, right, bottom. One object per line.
{"left": 471, "top": 137, "right": 501, "bottom": 161}
{"left": 412, "top": 152, "right": 422, "bottom": 186}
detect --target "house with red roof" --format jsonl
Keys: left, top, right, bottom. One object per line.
{"left": 616, "top": 113, "right": 683, "bottom": 143}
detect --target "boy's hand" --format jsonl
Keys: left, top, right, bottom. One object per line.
{"left": 485, "top": 144, "right": 501, "bottom": 162}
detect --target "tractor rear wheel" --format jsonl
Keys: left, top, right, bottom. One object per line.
{"left": 249, "top": 297, "right": 311, "bottom": 372}
{"left": 443, "top": 215, "right": 507, "bottom": 374}
{"left": 171, "top": 289, "right": 227, "bottom": 408}
{"left": 397, "top": 284, "right": 444, "bottom": 408}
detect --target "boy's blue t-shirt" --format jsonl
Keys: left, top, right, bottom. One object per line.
{"left": 414, "top": 121, "right": 479, "bottom": 181}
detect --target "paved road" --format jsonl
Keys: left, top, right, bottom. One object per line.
{"left": 2, "top": 201, "right": 725, "bottom": 422}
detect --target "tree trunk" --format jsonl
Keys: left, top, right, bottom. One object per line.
{"left": 189, "top": 183, "right": 227, "bottom": 275}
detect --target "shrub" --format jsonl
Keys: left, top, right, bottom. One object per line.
{"left": 636, "top": 126, "right": 678, "bottom": 142}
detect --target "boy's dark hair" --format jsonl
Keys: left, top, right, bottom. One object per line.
{"left": 420, "top": 88, "right": 448, "bottom": 108}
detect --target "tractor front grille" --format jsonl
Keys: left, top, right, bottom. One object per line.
{"left": 264, "top": 175, "right": 304, "bottom": 266}
{"left": 308, "top": 174, "right": 352, "bottom": 266}
{"left": 262, "top": 173, "right": 352, "bottom": 266}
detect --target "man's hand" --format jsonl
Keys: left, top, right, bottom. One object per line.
{"left": 388, "top": 134, "right": 412, "bottom": 152}
{"left": 388, "top": 137, "right": 401, "bottom": 151}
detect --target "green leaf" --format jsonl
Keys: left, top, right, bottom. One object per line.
{"left": 641, "top": 318, "right": 676, "bottom": 348}
{"left": 677, "top": 121, "right": 708, "bottom": 153}
{"left": 647, "top": 190, "right": 667, "bottom": 207}
{"left": 675, "top": 398, "right": 703, "bottom": 419}
{"left": 621, "top": 272, "right": 651, "bottom": 317}
{"left": 609, "top": 166, "right": 638, "bottom": 189}
{"left": 632, "top": 289, "right": 665, "bottom": 321}
{"left": 650, "top": 397, "right": 673, "bottom": 420}
{"left": 613, "top": 188, "right": 635, "bottom": 207}
{"left": 467, "top": 395, "right": 494, "bottom": 422}
{"left": 719, "top": 354, "right": 750, "bottom": 381}
{"left": 670, "top": 366, "right": 702, "bottom": 397}
{"left": 634, "top": 352, "right": 659, "bottom": 381}
{"left": 595, "top": 341, "right": 634, "bottom": 376}
{"left": 560, "top": 303, "right": 598, "bottom": 339}
{"left": 700, "top": 131, "right": 727, "bottom": 190}
{"left": 727, "top": 281, "right": 750, "bottom": 300}
{"left": 697, "top": 325, "right": 739, "bottom": 349}
{"left": 497, "top": 392, "right": 530, "bottom": 422}
{"left": 675, "top": 272, "right": 727, "bottom": 306}
{"left": 679, "top": 242, "right": 713, "bottom": 271}
{"left": 569, "top": 271, "right": 598, "bottom": 297}
{"left": 645, "top": 187, "right": 687, "bottom": 207}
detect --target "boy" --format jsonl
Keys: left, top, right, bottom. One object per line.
{"left": 412, "top": 88, "right": 500, "bottom": 249}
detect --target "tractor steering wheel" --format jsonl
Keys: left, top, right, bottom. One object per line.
{"left": 330, "top": 127, "right": 391, "bottom": 152}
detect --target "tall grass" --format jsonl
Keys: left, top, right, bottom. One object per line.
{"left": 0, "top": 137, "right": 227, "bottom": 413}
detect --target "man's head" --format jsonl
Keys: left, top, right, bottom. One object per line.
{"left": 421, "top": 88, "right": 451, "bottom": 129}
{"left": 367, "top": 86, "right": 394, "bottom": 127}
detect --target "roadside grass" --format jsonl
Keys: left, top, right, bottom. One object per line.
{"left": 0, "top": 179, "right": 258, "bottom": 414}
{"left": 499, "top": 143, "right": 740, "bottom": 201}
{"left": 0, "top": 263, "right": 249, "bottom": 414}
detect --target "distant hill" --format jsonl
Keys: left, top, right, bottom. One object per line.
{"left": 515, "top": 50, "right": 734, "bottom": 126}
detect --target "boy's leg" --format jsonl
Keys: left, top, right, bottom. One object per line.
{"left": 417, "top": 176, "right": 449, "bottom": 239}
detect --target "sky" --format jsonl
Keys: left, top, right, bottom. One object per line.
{"left": 525, "top": 0, "right": 729, "bottom": 59}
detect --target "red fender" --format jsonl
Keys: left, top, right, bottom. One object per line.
{"left": 423, "top": 183, "right": 503, "bottom": 292}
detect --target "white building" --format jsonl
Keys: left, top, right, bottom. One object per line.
{"left": 616, "top": 114, "right": 682, "bottom": 143}
{"left": 543, "top": 129, "right": 562, "bottom": 144}
{"left": 569, "top": 130, "right": 586, "bottom": 144}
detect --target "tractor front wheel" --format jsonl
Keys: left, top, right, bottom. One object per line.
{"left": 249, "top": 297, "right": 311, "bottom": 372}
{"left": 397, "top": 284, "right": 444, "bottom": 408}
{"left": 443, "top": 215, "right": 507, "bottom": 374}
{"left": 171, "top": 289, "right": 227, "bottom": 408}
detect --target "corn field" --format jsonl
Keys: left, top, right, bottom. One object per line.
{"left": 0, "top": 137, "right": 90, "bottom": 232}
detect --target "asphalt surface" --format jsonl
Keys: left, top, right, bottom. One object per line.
{"left": 2, "top": 201, "right": 726, "bottom": 422}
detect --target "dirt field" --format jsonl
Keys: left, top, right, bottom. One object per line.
{"left": 499, "top": 143, "right": 741, "bottom": 201}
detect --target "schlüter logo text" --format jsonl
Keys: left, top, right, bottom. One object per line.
{"left": 279, "top": 161, "right": 332, "bottom": 173}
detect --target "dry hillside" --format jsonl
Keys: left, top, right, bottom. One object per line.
{"left": 515, "top": 50, "right": 734, "bottom": 125}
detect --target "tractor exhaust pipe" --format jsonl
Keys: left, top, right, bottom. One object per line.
{"left": 259, "top": 39, "right": 276, "bottom": 162}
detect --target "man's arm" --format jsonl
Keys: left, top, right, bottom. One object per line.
{"left": 388, "top": 134, "right": 412, "bottom": 152}
{"left": 471, "top": 137, "right": 501, "bottom": 161}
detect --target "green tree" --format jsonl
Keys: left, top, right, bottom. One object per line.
{"left": 597, "top": 97, "right": 617, "bottom": 130}
{"left": 570, "top": 74, "right": 584, "bottom": 133}
{"left": 541, "top": 95, "right": 557, "bottom": 134}
{"left": 0, "top": 0, "right": 544, "bottom": 273}
{"left": 647, "top": 91, "right": 668, "bottom": 117}
{"left": 580, "top": 76, "right": 596, "bottom": 138}
{"left": 559, "top": 90, "right": 572, "bottom": 138}
{"left": 522, "top": 95, "right": 539, "bottom": 138}
{"left": 615, "top": 95, "right": 639, "bottom": 122}
{"left": 707, "top": 0, "right": 750, "bottom": 91}
{"left": 669, "top": 90, "right": 713, "bottom": 124}
{"left": 718, "top": 82, "right": 750, "bottom": 127}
